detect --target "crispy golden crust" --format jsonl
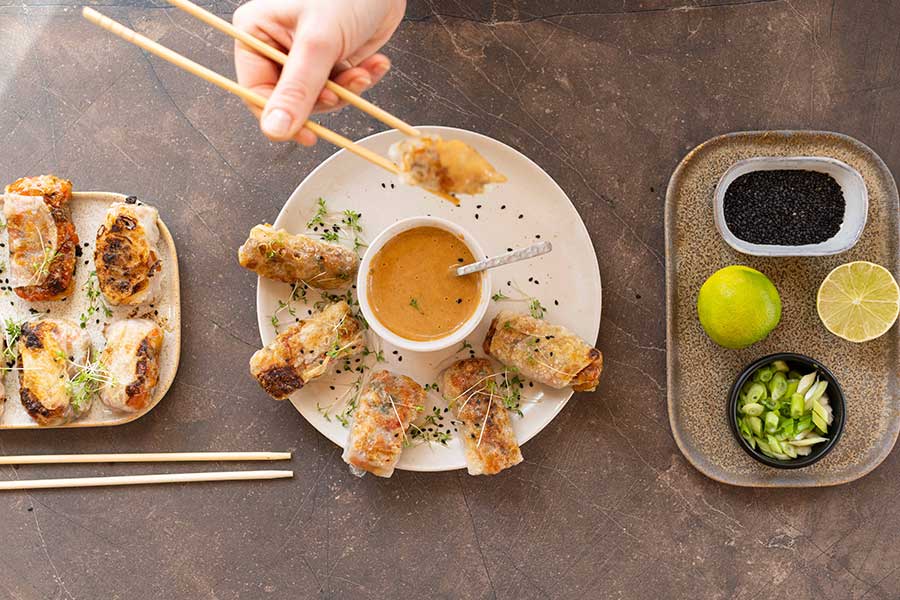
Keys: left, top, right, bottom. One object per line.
{"left": 95, "top": 203, "right": 161, "bottom": 305}
{"left": 249, "top": 301, "right": 364, "bottom": 400}
{"left": 238, "top": 224, "right": 358, "bottom": 290}
{"left": 389, "top": 137, "right": 506, "bottom": 200}
{"left": 441, "top": 358, "right": 522, "bottom": 475}
{"left": 5, "top": 175, "right": 78, "bottom": 301}
{"left": 342, "top": 370, "right": 424, "bottom": 478}
{"left": 17, "top": 319, "right": 88, "bottom": 426}
{"left": 483, "top": 311, "right": 603, "bottom": 392}
{"left": 99, "top": 319, "right": 164, "bottom": 413}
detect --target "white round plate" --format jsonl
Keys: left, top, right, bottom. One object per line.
{"left": 257, "top": 126, "right": 601, "bottom": 472}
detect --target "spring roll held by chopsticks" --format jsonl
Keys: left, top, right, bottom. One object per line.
{"left": 441, "top": 358, "right": 523, "bottom": 476}
{"left": 483, "top": 311, "right": 603, "bottom": 392}
{"left": 342, "top": 370, "right": 424, "bottom": 478}
{"left": 388, "top": 136, "right": 506, "bottom": 204}
{"left": 238, "top": 224, "right": 358, "bottom": 290}
{"left": 250, "top": 301, "right": 364, "bottom": 400}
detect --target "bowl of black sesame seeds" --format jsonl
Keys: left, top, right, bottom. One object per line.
{"left": 714, "top": 156, "right": 867, "bottom": 256}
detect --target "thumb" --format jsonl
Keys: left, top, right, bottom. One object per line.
{"left": 260, "top": 31, "right": 341, "bottom": 141}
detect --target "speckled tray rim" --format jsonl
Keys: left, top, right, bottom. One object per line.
{"left": 665, "top": 130, "right": 900, "bottom": 488}
{"left": 1, "top": 191, "right": 181, "bottom": 429}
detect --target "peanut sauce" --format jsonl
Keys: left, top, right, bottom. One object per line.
{"left": 368, "top": 227, "right": 481, "bottom": 341}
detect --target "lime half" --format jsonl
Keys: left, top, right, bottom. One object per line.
{"left": 817, "top": 261, "right": 900, "bottom": 342}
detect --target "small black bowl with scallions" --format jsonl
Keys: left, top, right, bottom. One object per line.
{"left": 728, "top": 352, "right": 845, "bottom": 469}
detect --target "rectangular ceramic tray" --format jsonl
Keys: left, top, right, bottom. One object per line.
{"left": 665, "top": 131, "right": 900, "bottom": 487}
{"left": 0, "top": 191, "right": 180, "bottom": 428}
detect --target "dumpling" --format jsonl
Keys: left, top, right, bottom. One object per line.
{"left": 94, "top": 200, "right": 162, "bottom": 305}
{"left": 3, "top": 175, "right": 78, "bottom": 301}
{"left": 99, "top": 319, "right": 164, "bottom": 413}
{"left": 17, "top": 319, "right": 91, "bottom": 425}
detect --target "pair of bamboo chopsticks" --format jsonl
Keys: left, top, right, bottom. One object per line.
{"left": 0, "top": 452, "right": 292, "bottom": 491}
{"left": 82, "top": 1, "right": 418, "bottom": 174}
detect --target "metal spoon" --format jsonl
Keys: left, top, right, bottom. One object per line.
{"left": 455, "top": 241, "right": 552, "bottom": 277}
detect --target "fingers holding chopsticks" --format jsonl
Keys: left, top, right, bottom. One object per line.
{"left": 231, "top": 0, "right": 405, "bottom": 145}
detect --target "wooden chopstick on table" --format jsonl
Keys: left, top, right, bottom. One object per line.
{"left": 82, "top": 7, "right": 400, "bottom": 175}
{"left": 0, "top": 470, "right": 293, "bottom": 491}
{"left": 165, "top": 0, "right": 420, "bottom": 138}
{"left": 0, "top": 451, "right": 291, "bottom": 465}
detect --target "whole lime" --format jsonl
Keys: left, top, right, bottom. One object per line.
{"left": 697, "top": 266, "right": 781, "bottom": 349}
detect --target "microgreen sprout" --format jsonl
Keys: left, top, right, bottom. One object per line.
{"left": 490, "top": 280, "right": 547, "bottom": 319}
{"left": 79, "top": 271, "right": 112, "bottom": 329}
{"left": 2, "top": 318, "right": 22, "bottom": 371}
{"left": 29, "top": 228, "right": 58, "bottom": 284}
{"left": 306, "top": 197, "right": 329, "bottom": 230}
{"left": 65, "top": 352, "right": 116, "bottom": 412}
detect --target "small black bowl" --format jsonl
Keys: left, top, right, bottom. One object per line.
{"left": 728, "top": 352, "right": 846, "bottom": 469}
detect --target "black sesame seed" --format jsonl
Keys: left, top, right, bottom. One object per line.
{"left": 723, "top": 170, "right": 845, "bottom": 245}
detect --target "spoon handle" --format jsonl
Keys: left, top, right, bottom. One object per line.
{"left": 456, "top": 241, "right": 552, "bottom": 276}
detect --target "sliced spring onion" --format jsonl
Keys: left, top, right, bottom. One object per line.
{"left": 741, "top": 403, "right": 764, "bottom": 416}
{"left": 769, "top": 371, "right": 788, "bottom": 402}
{"left": 736, "top": 360, "right": 833, "bottom": 461}
{"left": 811, "top": 398, "right": 829, "bottom": 434}
{"left": 805, "top": 380, "right": 828, "bottom": 404}
{"left": 796, "top": 371, "right": 817, "bottom": 396}
{"left": 748, "top": 416, "right": 762, "bottom": 436}
{"left": 765, "top": 411, "right": 779, "bottom": 434}
{"left": 790, "top": 393, "right": 805, "bottom": 419}
{"left": 789, "top": 436, "right": 828, "bottom": 447}
{"left": 746, "top": 383, "right": 766, "bottom": 404}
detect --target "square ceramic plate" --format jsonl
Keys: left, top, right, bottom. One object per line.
{"left": 0, "top": 191, "right": 181, "bottom": 428}
{"left": 666, "top": 131, "right": 899, "bottom": 487}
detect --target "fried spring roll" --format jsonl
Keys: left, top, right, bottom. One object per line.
{"left": 483, "top": 311, "right": 603, "bottom": 392}
{"left": 250, "top": 301, "right": 364, "bottom": 400}
{"left": 95, "top": 200, "right": 162, "bottom": 305}
{"left": 388, "top": 136, "right": 507, "bottom": 199}
{"left": 99, "top": 319, "right": 164, "bottom": 413}
{"left": 342, "top": 370, "right": 424, "bottom": 478}
{"left": 441, "top": 358, "right": 522, "bottom": 475}
{"left": 3, "top": 175, "right": 78, "bottom": 301}
{"left": 238, "top": 224, "right": 358, "bottom": 290}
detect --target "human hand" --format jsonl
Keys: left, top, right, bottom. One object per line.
{"left": 233, "top": 0, "right": 406, "bottom": 145}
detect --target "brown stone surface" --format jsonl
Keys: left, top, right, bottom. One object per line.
{"left": 0, "top": 1, "right": 899, "bottom": 598}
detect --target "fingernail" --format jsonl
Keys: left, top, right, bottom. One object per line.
{"left": 351, "top": 75, "right": 372, "bottom": 91}
{"left": 373, "top": 61, "right": 390, "bottom": 77}
{"left": 262, "top": 108, "right": 292, "bottom": 138}
{"left": 320, "top": 90, "right": 339, "bottom": 107}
